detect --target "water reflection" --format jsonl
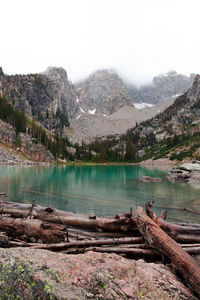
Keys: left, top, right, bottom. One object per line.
{"left": 0, "top": 165, "right": 199, "bottom": 223}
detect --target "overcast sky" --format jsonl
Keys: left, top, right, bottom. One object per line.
{"left": 1, "top": 0, "right": 200, "bottom": 84}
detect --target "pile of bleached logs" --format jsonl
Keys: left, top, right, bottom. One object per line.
{"left": 0, "top": 199, "right": 199, "bottom": 297}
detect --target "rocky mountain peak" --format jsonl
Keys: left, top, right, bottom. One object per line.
{"left": 127, "top": 71, "right": 194, "bottom": 104}
{"left": 0, "top": 67, "right": 79, "bottom": 134}
{"left": 43, "top": 67, "right": 68, "bottom": 81}
{"left": 75, "top": 69, "right": 133, "bottom": 116}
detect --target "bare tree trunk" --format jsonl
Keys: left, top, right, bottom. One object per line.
{"left": 135, "top": 206, "right": 200, "bottom": 298}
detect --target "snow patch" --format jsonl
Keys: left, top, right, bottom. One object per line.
{"left": 88, "top": 108, "right": 96, "bottom": 115}
{"left": 103, "top": 114, "right": 107, "bottom": 117}
{"left": 134, "top": 103, "right": 154, "bottom": 110}
{"left": 79, "top": 107, "right": 85, "bottom": 113}
{"left": 76, "top": 98, "right": 79, "bottom": 103}
{"left": 76, "top": 114, "right": 81, "bottom": 120}
{"left": 171, "top": 94, "right": 181, "bottom": 99}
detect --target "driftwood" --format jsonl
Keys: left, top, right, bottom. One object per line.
{"left": 0, "top": 201, "right": 137, "bottom": 232}
{"left": 30, "top": 236, "right": 144, "bottom": 251}
{"left": 1, "top": 201, "right": 200, "bottom": 238}
{"left": 136, "top": 206, "right": 200, "bottom": 298}
{"left": 0, "top": 216, "right": 67, "bottom": 243}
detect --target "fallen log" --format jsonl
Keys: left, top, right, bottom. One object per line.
{"left": 174, "top": 234, "right": 200, "bottom": 243}
{"left": 85, "top": 246, "right": 200, "bottom": 257}
{"left": 1, "top": 201, "right": 200, "bottom": 236}
{"left": 0, "top": 216, "right": 67, "bottom": 243}
{"left": 0, "top": 201, "right": 137, "bottom": 232}
{"left": 136, "top": 206, "right": 200, "bottom": 298}
{"left": 30, "top": 236, "right": 144, "bottom": 251}
{"left": 82, "top": 247, "right": 160, "bottom": 259}
{"left": 157, "top": 219, "right": 200, "bottom": 235}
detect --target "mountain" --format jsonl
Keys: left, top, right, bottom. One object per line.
{"left": 0, "top": 66, "right": 197, "bottom": 152}
{"left": 69, "top": 70, "right": 179, "bottom": 143}
{"left": 0, "top": 67, "right": 78, "bottom": 136}
{"left": 122, "top": 74, "right": 200, "bottom": 162}
{"left": 127, "top": 71, "right": 195, "bottom": 104}
{"left": 74, "top": 69, "right": 133, "bottom": 115}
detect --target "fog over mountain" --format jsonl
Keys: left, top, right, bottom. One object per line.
{"left": 1, "top": 0, "right": 200, "bottom": 85}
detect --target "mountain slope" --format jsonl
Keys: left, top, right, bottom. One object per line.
{"left": 125, "top": 74, "right": 200, "bottom": 162}
{"left": 127, "top": 71, "right": 194, "bottom": 104}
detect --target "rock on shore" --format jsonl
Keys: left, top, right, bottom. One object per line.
{"left": 0, "top": 248, "right": 196, "bottom": 299}
{"left": 167, "top": 161, "right": 200, "bottom": 188}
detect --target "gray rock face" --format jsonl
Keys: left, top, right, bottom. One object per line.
{"left": 0, "top": 67, "right": 79, "bottom": 123}
{"left": 127, "top": 71, "right": 194, "bottom": 104}
{"left": 75, "top": 69, "right": 133, "bottom": 115}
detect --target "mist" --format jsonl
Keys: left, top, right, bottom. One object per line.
{"left": 1, "top": 0, "right": 200, "bottom": 85}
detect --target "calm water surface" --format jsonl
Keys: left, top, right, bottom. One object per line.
{"left": 0, "top": 165, "right": 199, "bottom": 223}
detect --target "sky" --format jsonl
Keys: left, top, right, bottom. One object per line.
{"left": 1, "top": 0, "right": 200, "bottom": 85}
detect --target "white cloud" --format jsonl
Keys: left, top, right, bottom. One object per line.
{"left": 1, "top": 0, "right": 200, "bottom": 84}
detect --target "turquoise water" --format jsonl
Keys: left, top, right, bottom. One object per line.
{"left": 0, "top": 165, "right": 199, "bottom": 223}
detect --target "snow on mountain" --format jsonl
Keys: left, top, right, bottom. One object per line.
{"left": 134, "top": 103, "right": 154, "bottom": 110}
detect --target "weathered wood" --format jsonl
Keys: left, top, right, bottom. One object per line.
{"left": 0, "top": 216, "right": 67, "bottom": 243}
{"left": 157, "top": 219, "right": 200, "bottom": 235}
{"left": 183, "top": 247, "right": 200, "bottom": 255}
{"left": 136, "top": 206, "right": 200, "bottom": 298}
{"left": 31, "top": 236, "right": 144, "bottom": 251}
{"left": 160, "top": 210, "right": 168, "bottom": 220}
{"left": 0, "top": 201, "right": 137, "bottom": 232}
{"left": 1, "top": 201, "right": 200, "bottom": 236}
{"left": 174, "top": 234, "right": 200, "bottom": 243}
{"left": 83, "top": 247, "right": 160, "bottom": 259}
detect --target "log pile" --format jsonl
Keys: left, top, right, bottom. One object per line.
{"left": 0, "top": 199, "right": 199, "bottom": 297}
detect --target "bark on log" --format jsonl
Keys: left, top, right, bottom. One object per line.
{"left": 83, "top": 247, "right": 160, "bottom": 259}
{"left": 157, "top": 219, "right": 200, "bottom": 235}
{"left": 136, "top": 206, "right": 200, "bottom": 298}
{"left": 174, "top": 235, "right": 200, "bottom": 243}
{"left": 0, "top": 201, "right": 137, "bottom": 232}
{"left": 1, "top": 201, "right": 200, "bottom": 236}
{"left": 31, "top": 236, "right": 144, "bottom": 251}
{"left": 0, "top": 216, "right": 67, "bottom": 243}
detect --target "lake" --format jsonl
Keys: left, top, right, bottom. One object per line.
{"left": 0, "top": 165, "right": 199, "bottom": 223}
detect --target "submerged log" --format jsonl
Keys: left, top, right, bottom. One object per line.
{"left": 0, "top": 216, "right": 67, "bottom": 243}
{"left": 136, "top": 206, "right": 200, "bottom": 298}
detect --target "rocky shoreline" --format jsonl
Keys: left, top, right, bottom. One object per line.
{"left": 167, "top": 161, "right": 200, "bottom": 188}
{"left": 0, "top": 145, "right": 50, "bottom": 166}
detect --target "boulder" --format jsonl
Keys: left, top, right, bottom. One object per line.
{"left": 137, "top": 150, "right": 146, "bottom": 158}
{"left": 0, "top": 248, "right": 196, "bottom": 300}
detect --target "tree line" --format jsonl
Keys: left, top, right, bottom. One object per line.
{"left": 0, "top": 97, "right": 73, "bottom": 160}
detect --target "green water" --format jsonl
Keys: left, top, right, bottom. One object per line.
{"left": 0, "top": 165, "right": 199, "bottom": 223}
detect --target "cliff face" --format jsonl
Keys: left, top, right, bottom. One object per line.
{"left": 0, "top": 67, "right": 78, "bottom": 123}
{"left": 127, "top": 71, "right": 194, "bottom": 104}
{"left": 0, "top": 119, "right": 54, "bottom": 162}
{"left": 75, "top": 69, "right": 133, "bottom": 116}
